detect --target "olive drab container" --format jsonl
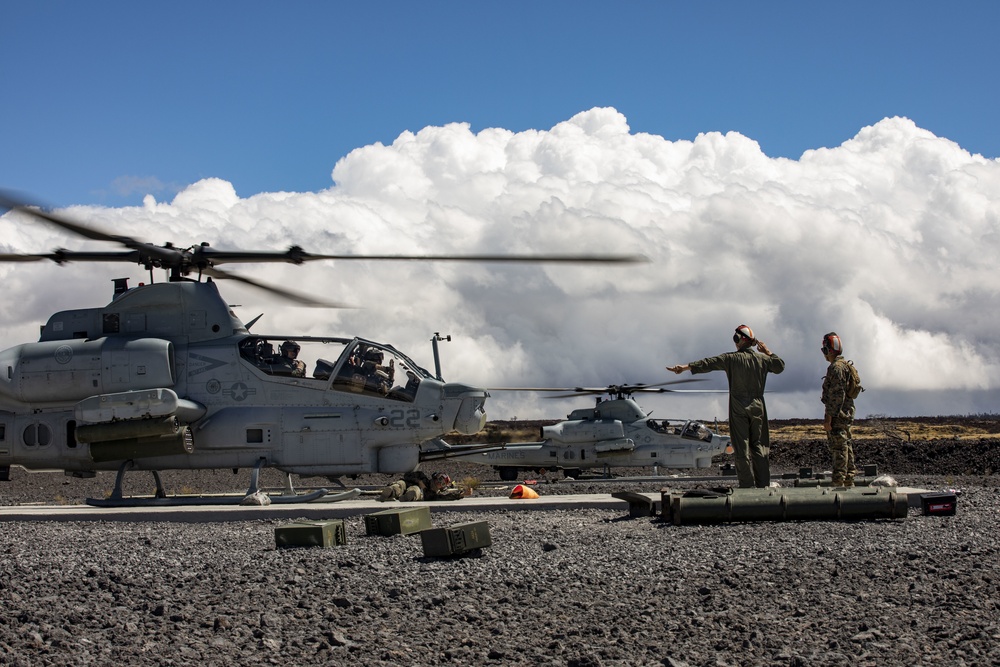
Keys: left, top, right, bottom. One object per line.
{"left": 364, "top": 506, "right": 433, "bottom": 536}
{"left": 274, "top": 519, "right": 347, "bottom": 548}
{"left": 661, "top": 486, "right": 909, "bottom": 525}
{"left": 420, "top": 520, "right": 492, "bottom": 557}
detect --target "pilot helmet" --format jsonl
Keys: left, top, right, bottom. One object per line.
{"left": 430, "top": 472, "right": 451, "bottom": 490}
{"left": 733, "top": 324, "right": 755, "bottom": 345}
{"left": 822, "top": 332, "right": 842, "bottom": 355}
{"left": 280, "top": 340, "right": 300, "bottom": 354}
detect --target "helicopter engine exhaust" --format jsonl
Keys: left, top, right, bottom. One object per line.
{"left": 0, "top": 338, "right": 175, "bottom": 403}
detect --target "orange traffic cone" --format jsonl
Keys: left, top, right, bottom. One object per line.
{"left": 510, "top": 484, "right": 540, "bottom": 499}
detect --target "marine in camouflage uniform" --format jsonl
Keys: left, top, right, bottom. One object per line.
{"left": 379, "top": 471, "right": 466, "bottom": 502}
{"left": 821, "top": 332, "right": 855, "bottom": 487}
{"left": 667, "top": 325, "right": 785, "bottom": 488}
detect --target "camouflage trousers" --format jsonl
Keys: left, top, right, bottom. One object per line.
{"left": 827, "top": 422, "right": 855, "bottom": 484}
{"left": 378, "top": 480, "right": 424, "bottom": 502}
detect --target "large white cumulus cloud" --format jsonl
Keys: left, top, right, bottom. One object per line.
{"left": 2, "top": 108, "right": 998, "bottom": 420}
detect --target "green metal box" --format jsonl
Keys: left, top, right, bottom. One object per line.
{"left": 274, "top": 520, "right": 347, "bottom": 548}
{"left": 420, "top": 521, "right": 492, "bottom": 557}
{"left": 364, "top": 506, "right": 433, "bottom": 536}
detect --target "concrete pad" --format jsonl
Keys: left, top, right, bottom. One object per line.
{"left": 0, "top": 484, "right": 930, "bottom": 523}
{"left": 0, "top": 491, "right": 656, "bottom": 523}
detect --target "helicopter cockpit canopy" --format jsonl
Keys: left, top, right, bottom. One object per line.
{"left": 238, "top": 336, "right": 432, "bottom": 402}
{"left": 645, "top": 418, "right": 715, "bottom": 443}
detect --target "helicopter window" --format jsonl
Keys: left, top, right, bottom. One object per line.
{"left": 247, "top": 428, "right": 264, "bottom": 444}
{"left": 645, "top": 419, "right": 674, "bottom": 434}
{"left": 331, "top": 341, "right": 426, "bottom": 403}
{"left": 239, "top": 337, "right": 339, "bottom": 381}
{"left": 681, "top": 422, "right": 713, "bottom": 443}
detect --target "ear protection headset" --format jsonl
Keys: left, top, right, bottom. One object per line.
{"left": 733, "top": 324, "right": 755, "bottom": 345}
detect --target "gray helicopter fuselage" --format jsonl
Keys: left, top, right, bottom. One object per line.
{"left": 0, "top": 281, "right": 488, "bottom": 478}
{"left": 451, "top": 398, "right": 730, "bottom": 478}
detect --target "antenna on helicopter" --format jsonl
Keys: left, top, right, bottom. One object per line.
{"left": 431, "top": 332, "right": 452, "bottom": 380}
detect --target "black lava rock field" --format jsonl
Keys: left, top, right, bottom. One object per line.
{"left": 1, "top": 431, "right": 998, "bottom": 666}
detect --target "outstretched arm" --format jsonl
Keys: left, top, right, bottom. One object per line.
{"left": 666, "top": 364, "right": 690, "bottom": 374}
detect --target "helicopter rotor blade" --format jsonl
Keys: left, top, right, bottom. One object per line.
{"left": 200, "top": 266, "right": 355, "bottom": 309}
{"left": 488, "top": 378, "right": 726, "bottom": 399}
{"left": 487, "top": 387, "right": 594, "bottom": 392}
{"left": 0, "top": 250, "right": 146, "bottom": 264}
{"left": 3, "top": 190, "right": 647, "bottom": 306}
{"left": 0, "top": 253, "right": 51, "bottom": 262}
{"left": 197, "top": 247, "right": 649, "bottom": 265}
{"left": 291, "top": 253, "right": 649, "bottom": 264}
{"left": 628, "top": 378, "right": 708, "bottom": 389}
{"left": 1, "top": 191, "right": 188, "bottom": 266}
{"left": 303, "top": 254, "right": 649, "bottom": 264}
{"left": 488, "top": 378, "right": 708, "bottom": 393}
{"left": 1, "top": 191, "right": 133, "bottom": 244}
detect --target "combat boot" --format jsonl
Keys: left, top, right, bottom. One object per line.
{"left": 830, "top": 477, "right": 845, "bottom": 488}
{"left": 843, "top": 478, "right": 855, "bottom": 488}
{"left": 400, "top": 485, "right": 423, "bottom": 502}
{"left": 379, "top": 480, "right": 406, "bottom": 502}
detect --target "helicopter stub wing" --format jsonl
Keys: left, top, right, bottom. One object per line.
{"left": 593, "top": 438, "right": 636, "bottom": 455}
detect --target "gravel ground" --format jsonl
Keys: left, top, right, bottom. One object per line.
{"left": 1, "top": 437, "right": 998, "bottom": 666}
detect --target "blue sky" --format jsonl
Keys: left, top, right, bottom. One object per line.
{"left": 2, "top": 2, "right": 998, "bottom": 208}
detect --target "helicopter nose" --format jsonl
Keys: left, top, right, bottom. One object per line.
{"left": 442, "top": 383, "right": 489, "bottom": 434}
{"left": 453, "top": 396, "right": 487, "bottom": 435}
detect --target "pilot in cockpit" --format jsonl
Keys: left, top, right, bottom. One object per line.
{"left": 276, "top": 340, "right": 306, "bottom": 377}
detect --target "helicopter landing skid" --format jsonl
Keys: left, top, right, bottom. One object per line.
{"left": 84, "top": 459, "right": 360, "bottom": 507}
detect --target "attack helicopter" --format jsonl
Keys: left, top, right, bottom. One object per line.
{"left": 0, "top": 192, "right": 644, "bottom": 504}
{"left": 444, "top": 382, "right": 732, "bottom": 480}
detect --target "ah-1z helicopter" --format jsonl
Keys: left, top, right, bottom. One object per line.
{"left": 445, "top": 382, "right": 732, "bottom": 480}
{"left": 0, "top": 192, "right": 643, "bottom": 503}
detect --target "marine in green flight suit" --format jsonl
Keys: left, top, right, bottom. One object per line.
{"left": 667, "top": 325, "right": 785, "bottom": 488}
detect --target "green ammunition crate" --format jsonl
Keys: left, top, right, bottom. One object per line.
{"left": 274, "top": 520, "right": 347, "bottom": 548}
{"left": 420, "top": 520, "right": 492, "bottom": 557}
{"left": 364, "top": 506, "right": 433, "bottom": 536}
